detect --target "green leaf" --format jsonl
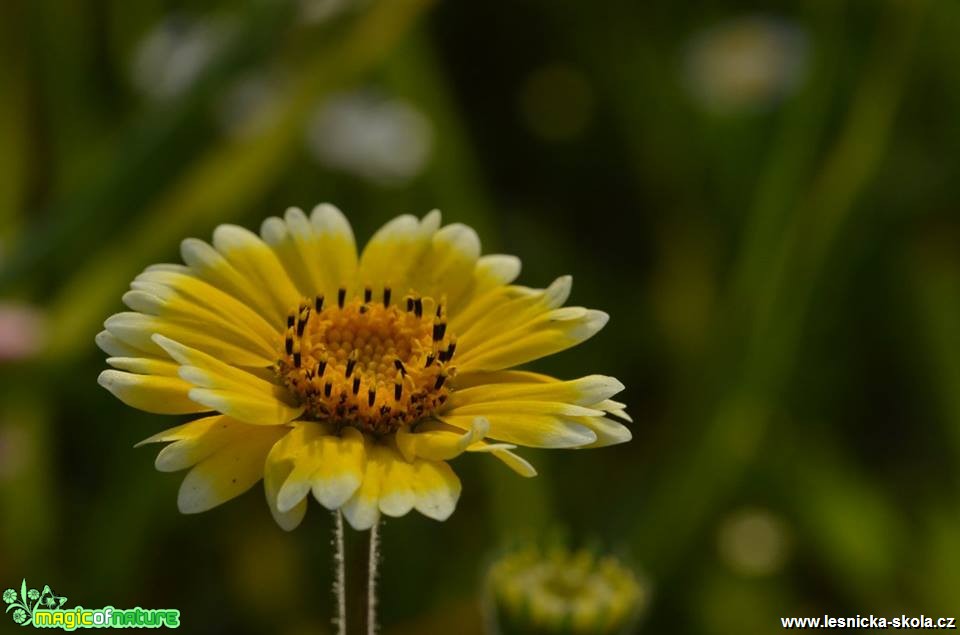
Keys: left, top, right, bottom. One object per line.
{"left": 19, "top": 580, "right": 25, "bottom": 606}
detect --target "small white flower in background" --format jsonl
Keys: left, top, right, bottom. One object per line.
{"left": 305, "top": 91, "right": 433, "bottom": 186}
{"left": 717, "top": 507, "right": 792, "bottom": 576}
{"left": 131, "top": 15, "right": 233, "bottom": 101}
{"left": 0, "top": 302, "right": 46, "bottom": 362}
{"left": 684, "top": 15, "right": 809, "bottom": 114}
{"left": 216, "top": 71, "right": 286, "bottom": 140}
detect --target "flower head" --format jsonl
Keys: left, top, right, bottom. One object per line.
{"left": 12, "top": 608, "right": 26, "bottom": 624}
{"left": 487, "top": 544, "right": 646, "bottom": 634}
{"left": 2, "top": 589, "right": 16, "bottom": 604}
{"left": 98, "top": 206, "right": 630, "bottom": 530}
{"left": 26, "top": 589, "right": 39, "bottom": 601}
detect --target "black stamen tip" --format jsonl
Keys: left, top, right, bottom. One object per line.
{"left": 315, "top": 295, "right": 324, "bottom": 311}
{"left": 293, "top": 352, "right": 301, "bottom": 368}
{"left": 285, "top": 337, "right": 293, "bottom": 355}
{"left": 345, "top": 358, "right": 356, "bottom": 378}
{"left": 394, "top": 383, "right": 402, "bottom": 401}
{"left": 338, "top": 288, "right": 346, "bottom": 308}
{"left": 297, "top": 318, "right": 307, "bottom": 337}
{"left": 406, "top": 297, "right": 414, "bottom": 312}
{"left": 435, "top": 374, "right": 446, "bottom": 390}
{"left": 432, "top": 322, "right": 447, "bottom": 341}
{"left": 414, "top": 298, "right": 423, "bottom": 318}
{"left": 359, "top": 305, "right": 367, "bottom": 314}
{"left": 318, "top": 360, "right": 326, "bottom": 376}
{"left": 352, "top": 376, "right": 361, "bottom": 395}
{"left": 287, "top": 314, "right": 295, "bottom": 328}
{"left": 324, "top": 382, "right": 332, "bottom": 397}
{"left": 425, "top": 354, "right": 435, "bottom": 368}
{"left": 393, "top": 359, "right": 406, "bottom": 375}
{"left": 383, "top": 288, "right": 391, "bottom": 306}
{"left": 368, "top": 388, "right": 376, "bottom": 407}
{"left": 364, "top": 287, "right": 372, "bottom": 303}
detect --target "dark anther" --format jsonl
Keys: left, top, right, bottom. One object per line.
{"left": 287, "top": 314, "right": 295, "bottom": 328}
{"left": 383, "top": 288, "right": 392, "bottom": 307}
{"left": 285, "top": 336, "right": 293, "bottom": 355}
{"left": 297, "top": 317, "right": 308, "bottom": 337}
{"left": 393, "top": 359, "right": 407, "bottom": 375}
{"left": 436, "top": 304, "right": 443, "bottom": 318}
{"left": 345, "top": 357, "right": 356, "bottom": 378}
{"left": 364, "top": 287, "right": 372, "bottom": 303}
{"left": 414, "top": 297, "right": 423, "bottom": 318}
{"left": 338, "top": 288, "right": 346, "bottom": 308}
{"left": 440, "top": 342, "right": 456, "bottom": 362}
{"left": 432, "top": 322, "right": 446, "bottom": 341}
{"left": 359, "top": 305, "right": 368, "bottom": 314}
{"left": 425, "top": 354, "right": 435, "bottom": 368}
{"left": 324, "top": 382, "right": 332, "bottom": 397}
{"left": 293, "top": 352, "right": 301, "bottom": 368}
{"left": 406, "top": 297, "right": 414, "bottom": 312}
{"left": 352, "top": 376, "right": 361, "bottom": 395}
{"left": 435, "top": 374, "right": 446, "bottom": 390}
{"left": 317, "top": 360, "right": 327, "bottom": 376}
{"left": 368, "top": 388, "right": 376, "bottom": 407}
{"left": 394, "top": 382, "right": 402, "bottom": 401}
{"left": 315, "top": 295, "right": 324, "bottom": 312}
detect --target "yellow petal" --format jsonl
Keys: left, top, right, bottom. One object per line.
{"left": 411, "top": 459, "right": 461, "bottom": 521}
{"left": 98, "top": 369, "right": 206, "bottom": 415}
{"left": 456, "top": 308, "right": 609, "bottom": 372}
{"left": 264, "top": 445, "right": 307, "bottom": 531}
{"left": 467, "top": 441, "right": 538, "bottom": 477}
{"left": 177, "top": 425, "right": 287, "bottom": 514}
{"left": 441, "top": 410, "right": 597, "bottom": 448}
{"left": 96, "top": 330, "right": 152, "bottom": 358}
{"left": 310, "top": 426, "right": 367, "bottom": 510}
{"left": 272, "top": 422, "right": 327, "bottom": 512}
{"left": 187, "top": 388, "right": 304, "bottom": 426}
{"left": 448, "top": 374, "right": 624, "bottom": 409}
{"left": 138, "top": 415, "right": 251, "bottom": 472}
{"left": 575, "top": 416, "right": 632, "bottom": 448}
{"left": 357, "top": 212, "right": 439, "bottom": 293}
{"left": 106, "top": 356, "right": 181, "bottom": 376}
{"left": 153, "top": 334, "right": 295, "bottom": 402}
{"left": 180, "top": 237, "right": 282, "bottom": 325}
{"left": 396, "top": 417, "right": 490, "bottom": 462}
{"left": 340, "top": 443, "right": 388, "bottom": 530}
{"left": 310, "top": 203, "right": 359, "bottom": 294}
{"left": 131, "top": 268, "right": 280, "bottom": 348}
{"left": 104, "top": 312, "right": 274, "bottom": 367}
{"left": 378, "top": 446, "right": 417, "bottom": 517}
{"left": 455, "top": 276, "right": 571, "bottom": 338}
{"left": 406, "top": 223, "right": 481, "bottom": 303}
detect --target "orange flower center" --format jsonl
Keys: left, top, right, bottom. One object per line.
{"left": 277, "top": 288, "right": 457, "bottom": 435}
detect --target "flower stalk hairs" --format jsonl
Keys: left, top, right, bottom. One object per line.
{"left": 97, "top": 205, "right": 631, "bottom": 632}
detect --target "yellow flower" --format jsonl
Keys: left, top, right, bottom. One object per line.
{"left": 97, "top": 206, "right": 630, "bottom": 530}
{"left": 486, "top": 544, "right": 646, "bottom": 634}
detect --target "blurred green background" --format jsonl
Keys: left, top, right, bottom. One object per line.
{"left": 1, "top": 0, "right": 958, "bottom": 632}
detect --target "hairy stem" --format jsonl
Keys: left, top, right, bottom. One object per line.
{"left": 343, "top": 519, "right": 381, "bottom": 634}
{"left": 333, "top": 511, "right": 346, "bottom": 635}
{"left": 367, "top": 522, "right": 380, "bottom": 633}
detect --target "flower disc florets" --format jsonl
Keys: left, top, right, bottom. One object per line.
{"left": 276, "top": 287, "right": 456, "bottom": 436}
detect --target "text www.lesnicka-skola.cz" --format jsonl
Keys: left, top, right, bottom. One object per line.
{"left": 781, "top": 615, "right": 956, "bottom": 629}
